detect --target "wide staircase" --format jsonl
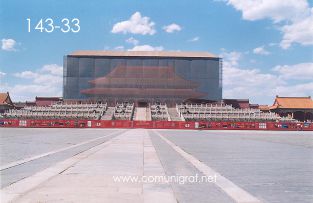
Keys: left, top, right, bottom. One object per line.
{"left": 146, "top": 106, "right": 152, "bottom": 121}
{"left": 101, "top": 107, "right": 115, "bottom": 120}
{"left": 134, "top": 107, "right": 147, "bottom": 121}
{"left": 168, "top": 107, "right": 184, "bottom": 121}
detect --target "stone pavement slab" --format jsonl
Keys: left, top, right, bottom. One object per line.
{"left": 156, "top": 130, "right": 313, "bottom": 203}
{"left": 5, "top": 129, "right": 176, "bottom": 203}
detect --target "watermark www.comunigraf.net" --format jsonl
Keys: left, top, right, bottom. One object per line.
{"left": 112, "top": 174, "right": 217, "bottom": 185}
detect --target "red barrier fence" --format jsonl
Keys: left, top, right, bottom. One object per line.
{"left": 1, "top": 119, "right": 312, "bottom": 131}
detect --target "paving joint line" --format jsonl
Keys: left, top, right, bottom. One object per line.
{"left": 0, "top": 130, "right": 127, "bottom": 203}
{"left": 0, "top": 130, "right": 124, "bottom": 171}
{"left": 154, "top": 130, "right": 262, "bottom": 203}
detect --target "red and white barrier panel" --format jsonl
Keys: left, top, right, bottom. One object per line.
{"left": 1, "top": 119, "right": 312, "bottom": 131}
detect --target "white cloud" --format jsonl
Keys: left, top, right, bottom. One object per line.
{"left": 227, "top": 0, "right": 308, "bottom": 22}
{"left": 1, "top": 38, "right": 17, "bottom": 51}
{"left": 280, "top": 10, "right": 313, "bottom": 49}
{"left": 128, "top": 45, "right": 164, "bottom": 51}
{"left": 268, "top": 42, "right": 277, "bottom": 47}
{"left": 225, "top": 0, "right": 313, "bottom": 49}
{"left": 14, "top": 68, "right": 62, "bottom": 85}
{"left": 220, "top": 51, "right": 241, "bottom": 66}
{"left": 1, "top": 64, "right": 63, "bottom": 101}
{"left": 126, "top": 37, "right": 139, "bottom": 45}
{"left": 273, "top": 62, "right": 313, "bottom": 80}
{"left": 188, "top": 37, "right": 200, "bottom": 42}
{"left": 253, "top": 46, "right": 270, "bottom": 55}
{"left": 221, "top": 50, "right": 313, "bottom": 104}
{"left": 0, "top": 83, "right": 62, "bottom": 102}
{"left": 222, "top": 51, "right": 281, "bottom": 102}
{"left": 0, "top": 71, "right": 6, "bottom": 78}
{"left": 163, "top": 23, "right": 182, "bottom": 33}
{"left": 111, "top": 12, "right": 156, "bottom": 35}
{"left": 14, "top": 71, "right": 38, "bottom": 79}
{"left": 40, "top": 64, "right": 63, "bottom": 76}
{"left": 274, "top": 82, "right": 313, "bottom": 97}
{"left": 114, "top": 46, "right": 125, "bottom": 50}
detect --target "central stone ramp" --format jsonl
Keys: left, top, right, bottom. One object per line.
{"left": 168, "top": 107, "right": 184, "bottom": 121}
{"left": 134, "top": 107, "right": 148, "bottom": 121}
{"left": 14, "top": 129, "right": 176, "bottom": 203}
{"left": 101, "top": 106, "right": 115, "bottom": 120}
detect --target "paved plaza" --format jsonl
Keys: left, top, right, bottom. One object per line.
{"left": 0, "top": 128, "right": 312, "bottom": 203}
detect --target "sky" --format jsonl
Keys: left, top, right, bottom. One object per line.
{"left": 0, "top": 0, "right": 312, "bottom": 104}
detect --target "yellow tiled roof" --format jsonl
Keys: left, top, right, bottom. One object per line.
{"left": 0, "top": 92, "right": 13, "bottom": 106}
{"left": 259, "top": 105, "right": 270, "bottom": 111}
{"left": 270, "top": 97, "right": 313, "bottom": 109}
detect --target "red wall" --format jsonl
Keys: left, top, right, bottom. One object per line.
{"left": 1, "top": 119, "right": 312, "bottom": 131}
